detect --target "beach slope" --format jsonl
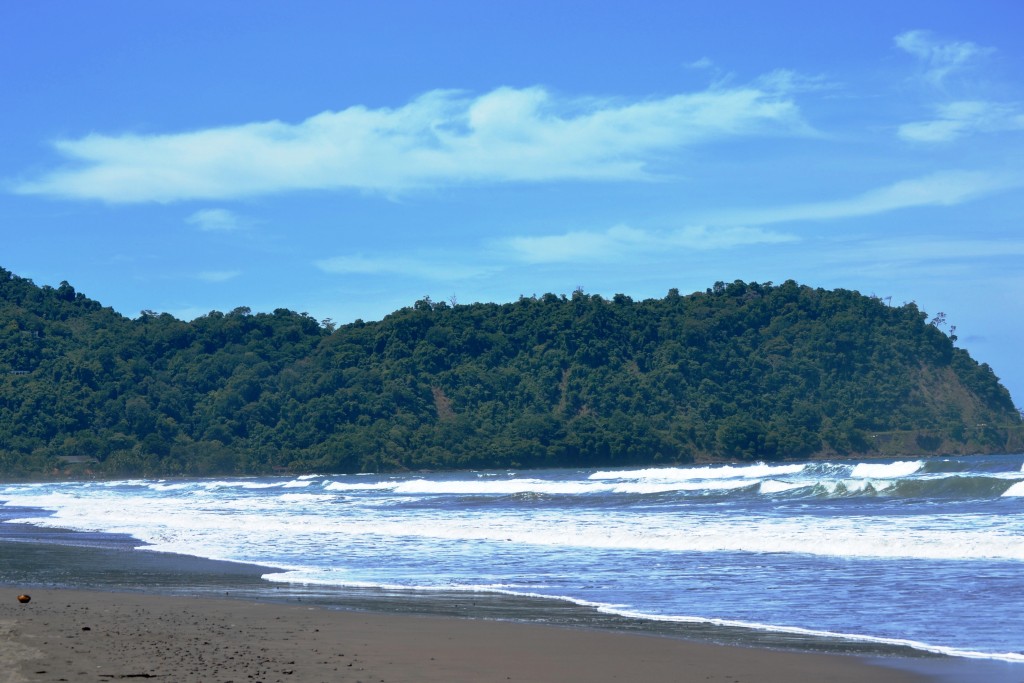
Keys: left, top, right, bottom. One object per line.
{"left": 3, "top": 589, "right": 929, "bottom": 683}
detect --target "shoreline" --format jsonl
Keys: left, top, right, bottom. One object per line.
{"left": 0, "top": 522, "right": 966, "bottom": 658}
{"left": 2, "top": 507, "right": 1024, "bottom": 679}
{"left": 3, "top": 529, "right": 1022, "bottom": 682}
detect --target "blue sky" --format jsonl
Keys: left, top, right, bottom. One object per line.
{"left": 3, "top": 1, "right": 1023, "bottom": 405}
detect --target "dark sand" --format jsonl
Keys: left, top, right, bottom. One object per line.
{"left": 4, "top": 518, "right": 1021, "bottom": 682}
{"left": 3, "top": 587, "right": 936, "bottom": 683}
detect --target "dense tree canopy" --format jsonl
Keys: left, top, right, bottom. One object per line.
{"left": 0, "top": 267, "right": 1019, "bottom": 478}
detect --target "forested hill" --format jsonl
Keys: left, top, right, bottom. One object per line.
{"left": 1, "top": 266, "right": 1020, "bottom": 478}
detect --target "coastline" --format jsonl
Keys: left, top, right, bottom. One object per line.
{"left": 0, "top": 524, "right": 991, "bottom": 679}
{"left": 0, "top": 523, "right": 963, "bottom": 656}
{"left": 4, "top": 524, "right": 1020, "bottom": 683}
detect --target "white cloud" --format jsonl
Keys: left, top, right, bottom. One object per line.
{"left": 196, "top": 270, "right": 241, "bottom": 283}
{"left": 501, "top": 225, "right": 648, "bottom": 264}
{"left": 665, "top": 226, "right": 797, "bottom": 250}
{"left": 14, "top": 83, "right": 811, "bottom": 203}
{"left": 185, "top": 208, "right": 246, "bottom": 231}
{"left": 860, "top": 237, "right": 1024, "bottom": 261}
{"left": 894, "top": 30, "right": 994, "bottom": 87}
{"left": 715, "top": 170, "right": 1021, "bottom": 226}
{"left": 501, "top": 224, "right": 796, "bottom": 264}
{"left": 817, "top": 236, "right": 1024, "bottom": 282}
{"left": 754, "top": 69, "right": 834, "bottom": 94}
{"left": 684, "top": 57, "right": 714, "bottom": 70}
{"left": 314, "top": 254, "right": 493, "bottom": 281}
{"left": 899, "top": 101, "right": 1024, "bottom": 142}
{"left": 314, "top": 224, "right": 796, "bottom": 279}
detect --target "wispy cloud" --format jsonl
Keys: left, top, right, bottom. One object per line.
{"left": 501, "top": 224, "right": 796, "bottom": 264}
{"left": 185, "top": 208, "right": 247, "bottom": 231}
{"left": 838, "top": 237, "right": 1024, "bottom": 263}
{"left": 315, "top": 224, "right": 795, "bottom": 278}
{"left": 14, "top": 83, "right": 811, "bottom": 203}
{"left": 684, "top": 57, "right": 714, "bottom": 70}
{"left": 501, "top": 225, "right": 647, "bottom": 264}
{"left": 899, "top": 100, "right": 1024, "bottom": 142}
{"left": 196, "top": 270, "right": 241, "bottom": 283}
{"left": 894, "top": 30, "right": 994, "bottom": 87}
{"left": 314, "top": 254, "right": 494, "bottom": 281}
{"left": 713, "top": 170, "right": 1021, "bottom": 226}
{"left": 819, "top": 236, "right": 1024, "bottom": 282}
{"left": 754, "top": 69, "right": 835, "bottom": 95}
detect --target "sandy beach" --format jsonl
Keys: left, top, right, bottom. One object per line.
{"left": 1, "top": 587, "right": 940, "bottom": 683}
{"left": 5, "top": 509, "right": 1022, "bottom": 683}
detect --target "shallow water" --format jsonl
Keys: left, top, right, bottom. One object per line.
{"left": 3, "top": 454, "right": 1023, "bottom": 663}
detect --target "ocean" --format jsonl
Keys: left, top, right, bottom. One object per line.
{"left": 2, "top": 454, "right": 1024, "bottom": 664}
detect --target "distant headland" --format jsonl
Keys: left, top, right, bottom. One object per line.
{"left": 1, "top": 266, "right": 1020, "bottom": 479}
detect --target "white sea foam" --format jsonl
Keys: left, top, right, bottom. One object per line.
{"left": 4, "top": 457, "right": 1024, "bottom": 661}
{"left": 1002, "top": 481, "right": 1024, "bottom": 497}
{"left": 100, "top": 479, "right": 148, "bottom": 487}
{"left": 611, "top": 480, "right": 756, "bottom": 494}
{"left": 7, "top": 486, "right": 1023, "bottom": 563}
{"left": 600, "top": 607, "right": 1024, "bottom": 663}
{"left": 392, "top": 478, "right": 593, "bottom": 496}
{"left": 850, "top": 460, "right": 923, "bottom": 479}
{"left": 147, "top": 482, "right": 191, "bottom": 491}
{"left": 984, "top": 471, "right": 1024, "bottom": 481}
{"left": 590, "top": 462, "right": 806, "bottom": 481}
{"left": 260, "top": 571, "right": 1024, "bottom": 663}
{"left": 262, "top": 571, "right": 557, "bottom": 596}
{"left": 759, "top": 479, "right": 805, "bottom": 494}
{"left": 817, "top": 479, "right": 895, "bottom": 495}
{"left": 324, "top": 477, "right": 757, "bottom": 496}
{"left": 166, "top": 462, "right": 1024, "bottom": 501}
{"left": 186, "top": 480, "right": 279, "bottom": 491}
{"left": 276, "top": 493, "right": 336, "bottom": 503}
{"left": 323, "top": 481, "right": 396, "bottom": 492}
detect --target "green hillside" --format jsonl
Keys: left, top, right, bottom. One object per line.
{"left": 1, "top": 267, "right": 1019, "bottom": 478}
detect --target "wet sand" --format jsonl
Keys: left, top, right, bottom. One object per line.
{"left": 5, "top": 519, "right": 1020, "bottom": 682}
{"left": 2, "top": 587, "right": 934, "bottom": 683}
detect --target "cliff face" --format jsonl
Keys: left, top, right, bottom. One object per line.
{"left": 1, "top": 268, "right": 1019, "bottom": 478}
